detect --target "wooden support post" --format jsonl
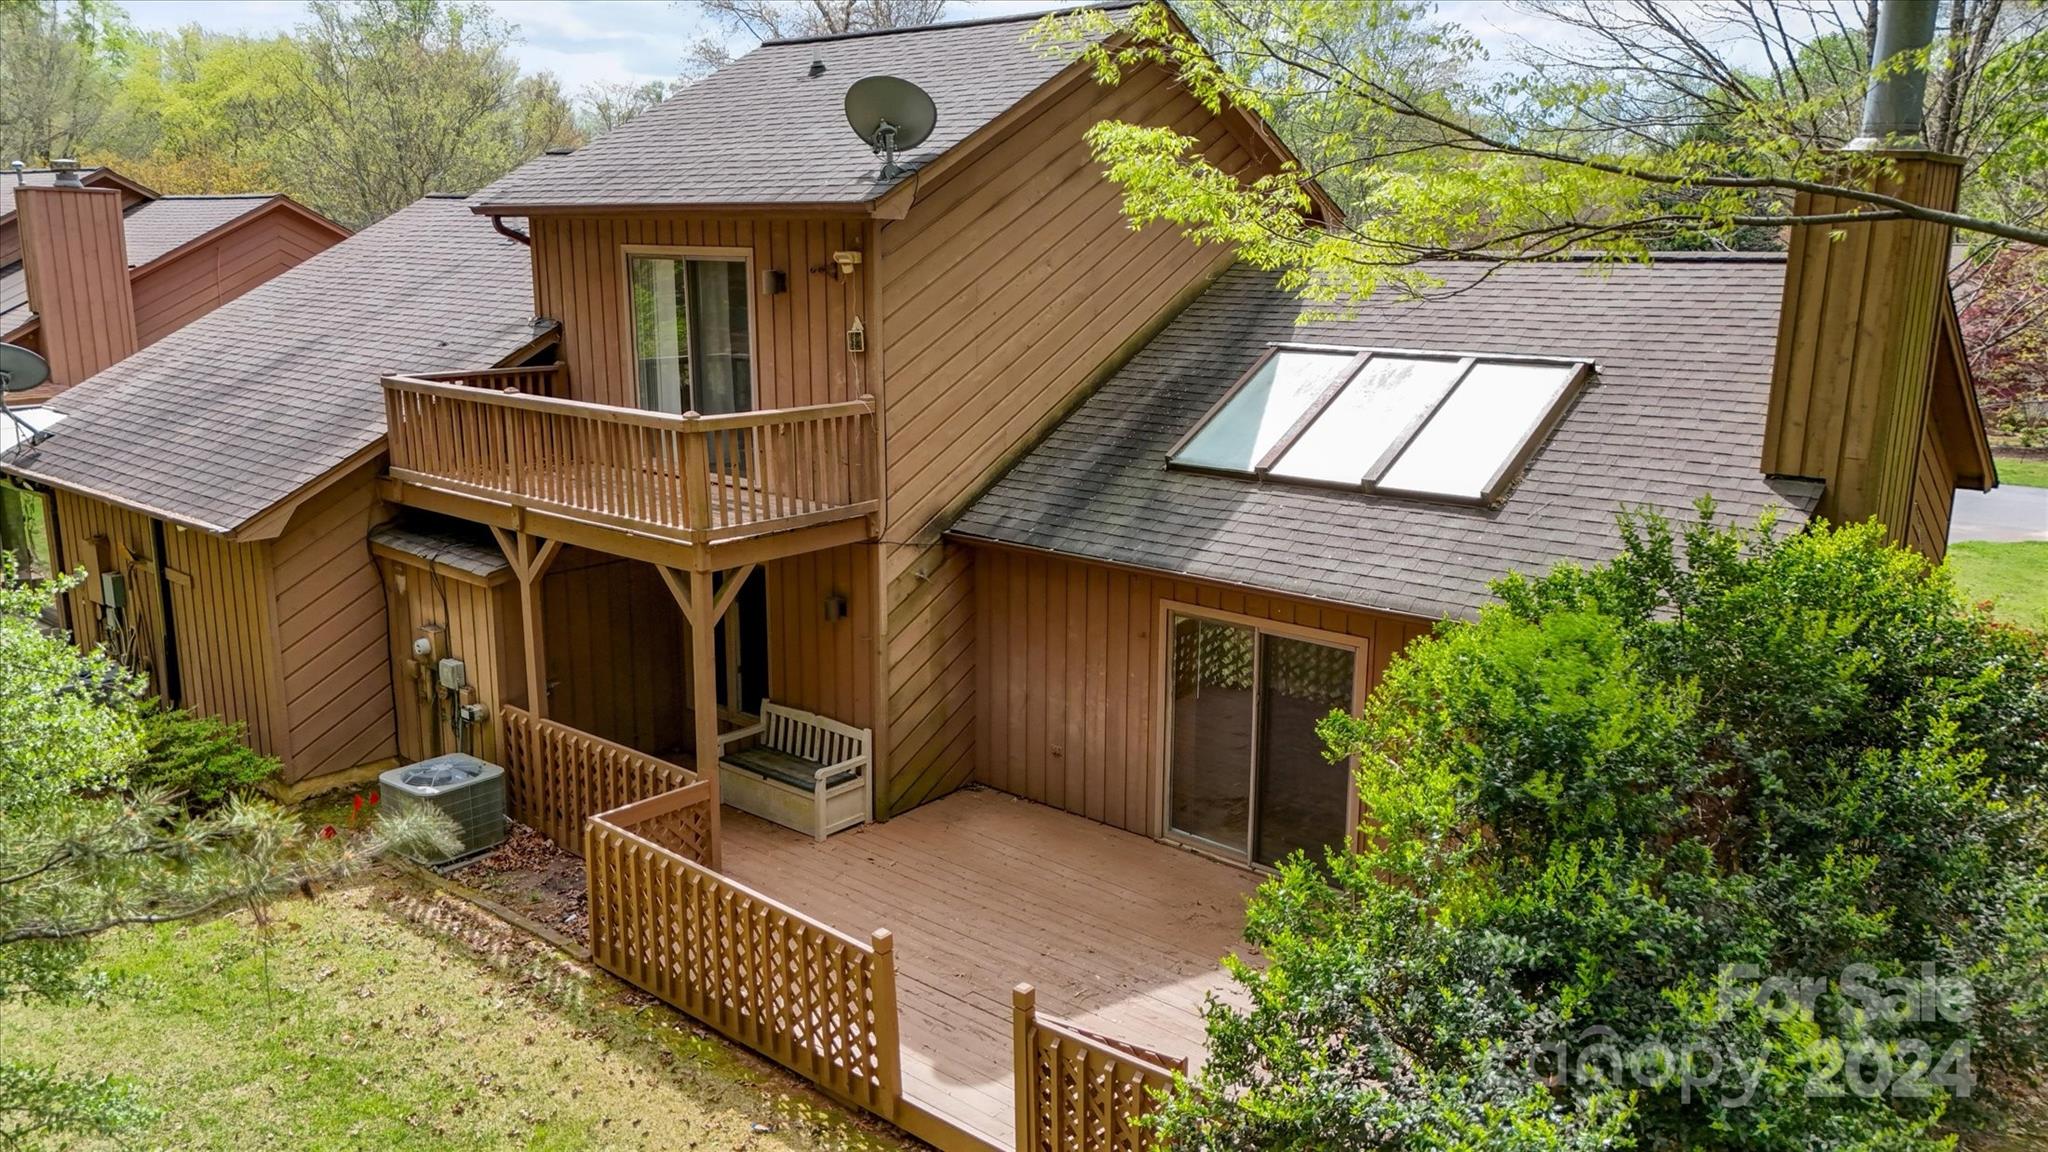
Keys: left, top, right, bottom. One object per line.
{"left": 870, "top": 929, "right": 902, "bottom": 1116}
{"left": 689, "top": 566, "right": 723, "bottom": 869}
{"left": 1013, "top": 983, "right": 1037, "bottom": 1146}
{"left": 494, "top": 526, "right": 561, "bottom": 721}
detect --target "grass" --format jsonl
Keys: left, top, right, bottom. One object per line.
{"left": 1996, "top": 454, "right": 2048, "bottom": 489}
{"left": 0, "top": 873, "right": 915, "bottom": 1152}
{"left": 1950, "top": 540, "right": 2048, "bottom": 633}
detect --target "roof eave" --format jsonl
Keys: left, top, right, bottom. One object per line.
{"left": 1937, "top": 283, "right": 1996, "bottom": 491}
{"left": 470, "top": 200, "right": 876, "bottom": 219}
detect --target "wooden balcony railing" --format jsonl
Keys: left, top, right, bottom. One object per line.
{"left": 412, "top": 363, "right": 568, "bottom": 399}
{"left": 383, "top": 375, "right": 879, "bottom": 544}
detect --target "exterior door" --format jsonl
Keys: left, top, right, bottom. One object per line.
{"left": 627, "top": 252, "right": 753, "bottom": 416}
{"left": 1166, "top": 613, "right": 1356, "bottom": 867}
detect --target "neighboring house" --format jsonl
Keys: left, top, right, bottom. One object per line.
{"left": 0, "top": 163, "right": 348, "bottom": 595}
{"left": 0, "top": 6, "right": 1994, "bottom": 1149}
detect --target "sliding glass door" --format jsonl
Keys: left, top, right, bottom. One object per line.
{"left": 1167, "top": 613, "right": 1356, "bottom": 867}
{"left": 628, "top": 253, "right": 752, "bottom": 416}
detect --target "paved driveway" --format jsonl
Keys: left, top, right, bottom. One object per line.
{"left": 1951, "top": 485, "right": 2048, "bottom": 543}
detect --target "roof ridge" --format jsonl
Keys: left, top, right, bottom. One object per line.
{"left": 148, "top": 192, "right": 278, "bottom": 201}
{"left": 761, "top": 0, "right": 1133, "bottom": 48}
{"left": 1414, "top": 251, "right": 1787, "bottom": 265}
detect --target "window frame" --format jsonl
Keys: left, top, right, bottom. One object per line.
{"left": 618, "top": 243, "right": 759, "bottom": 415}
{"left": 0, "top": 477, "right": 60, "bottom": 583}
{"left": 1155, "top": 598, "right": 1371, "bottom": 872}
{"left": 1164, "top": 341, "right": 1594, "bottom": 506}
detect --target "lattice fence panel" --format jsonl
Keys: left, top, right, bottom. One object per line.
{"left": 586, "top": 803, "right": 901, "bottom": 1116}
{"left": 502, "top": 705, "right": 693, "bottom": 853}
{"left": 1015, "top": 986, "right": 1182, "bottom": 1152}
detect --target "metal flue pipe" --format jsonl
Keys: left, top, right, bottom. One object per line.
{"left": 1846, "top": 0, "right": 1940, "bottom": 150}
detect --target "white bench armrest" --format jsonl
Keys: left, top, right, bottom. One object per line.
{"left": 718, "top": 719, "right": 766, "bottom": 749}
{"left": 813, "top": 754, "right": 870, "bottom": 781}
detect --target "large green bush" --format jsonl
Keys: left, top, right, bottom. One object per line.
{"left": 131, "top": 705, "right": 280, "bottom": 809}
{"left": 1155, "top": 507, "right": 2048, "bottom": 1152}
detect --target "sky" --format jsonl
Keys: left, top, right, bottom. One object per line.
{"left": 116, "top": 0, "right": 1570, "bottom": 95}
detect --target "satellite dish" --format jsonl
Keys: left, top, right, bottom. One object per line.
{"left": 844, "top": 76, "right": 937, "bottom": 180}
{"left": 0, "top": 343, "right": 54, "bottom": 450}
{"left": 0, "top": 343, "right": 49, "bottom": 393}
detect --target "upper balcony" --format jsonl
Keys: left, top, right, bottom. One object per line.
{"left": 381, "top": 365, "right": 880, "bottom": 570}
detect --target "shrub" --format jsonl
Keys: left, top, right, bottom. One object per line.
{"left": 130, "top": 705, "right": 281, "bottom": 809}
{"left": 1154, "top": 506, "right": 2048, "bottom": 1152}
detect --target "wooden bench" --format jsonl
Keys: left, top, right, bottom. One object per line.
{"left": 715, "top": 701, "right": 872, "bottom": 841}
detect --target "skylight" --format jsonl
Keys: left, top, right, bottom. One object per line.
{"left": 1166, "top": 344, "right": 1590, "bottom": 504}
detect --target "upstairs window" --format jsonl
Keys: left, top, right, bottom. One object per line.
{"left": 628, "top": 251, "right": 753, "bottom": 415}
{"left": 1167, "top": 344, "right": 1590, "bottom": 504}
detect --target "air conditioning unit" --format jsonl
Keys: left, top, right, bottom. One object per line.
{"left": 379, "top": 753, "right": 506, "bottom": 864}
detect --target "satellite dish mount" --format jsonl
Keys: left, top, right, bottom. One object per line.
{"left": 0, "top": 343, "right": 53, "bottom": 447}
{"left": 872, "top": 119, "right": 906, "bottom": 180}
{"left": 844, "top": 76, "right": 937, "bottom": 182}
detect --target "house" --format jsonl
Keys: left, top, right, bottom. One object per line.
{"left": 0, "top": 163, "right": 348, "bottom": 399}
{"left": 0, "top": 4, "right": 1993, "bottom": 1148}
{"left": 0, "top": 162, "right": 348, "bottom": 592}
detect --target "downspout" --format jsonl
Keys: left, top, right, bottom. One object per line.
{"left": 489, "top": 214, "right": 530, "bottom": 246}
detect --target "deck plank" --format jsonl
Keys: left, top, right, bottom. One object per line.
{"left": 720, "top": 786, "right": 1257, "bottom": 1148}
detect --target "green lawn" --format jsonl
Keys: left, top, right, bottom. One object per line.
{"left": 1950, "top": 540, "right": 2048, "bottom": 633}
{"left": 1996, "top": 454, "right": 2048, "bottom": 489}
{"left": 0, "top": 874, "right": 914, "bottom": 1152}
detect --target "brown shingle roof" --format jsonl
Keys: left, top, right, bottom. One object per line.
{"left": 474, "top": 3, "right": 1132, "bottom": 212}
{"left": 950, "top": 258, "right": 1823, "bottom": 621}
{"left": 1, "top": 196, "right": 546, "bottom": 534}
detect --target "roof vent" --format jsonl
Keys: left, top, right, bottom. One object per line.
{"left": 8, "top": 160, "right": 23, "bottom": 186}
{"left": 544, "top": 145, "right": 575, "bottom": 156}
{"left": 49, "top": 158, "right": 82, "bottom": 188}
{"left": 809, "top": 59, "right": 826, "bottom": 77}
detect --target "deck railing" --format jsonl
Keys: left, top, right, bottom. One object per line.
{"left": 587, "top": 797, "right": 903, "bottom": 1116}
{"left": 1013, "top": 984, "right": 1183, "bottom": 1152}
{"left": 383, "top": 374, "right": 878, "bottom": 543}
{"left": 413, "top": 363, "right": 568, "bottom": 399}
{"left": 500, "top": 705, "right": 694, "bottom": 854}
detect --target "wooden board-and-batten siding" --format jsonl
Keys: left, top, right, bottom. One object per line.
{"left": 872, "top": 61, "right": 1276, "bottom": 817}
{"left": 51, "top": 469, "right": 399, "bottom": 783}
{"left": 376, "top": 543, "right": 524, "bottom": 766}
{"left": 129, "top": 205, "right": 344, "bottom": 348}
{"left": 52, "top": 489, "right": 176, "bottom": 711}
{"left": 527, "top": 215, "right": 870, "bottom": 412}
{"left": 1906, "top": 412, "right": 1955, "bottom": 561}
{"left": 972, "top": 544, "right": 1434, "bottom": 839}
{"left": 1763, "top": 154, "right": 1961, "bottom": 541}
{"left": 13, "top": 187, "right": 137, "bottom": 389}
{"left": 268, "top": 464, "right": 400, "bottom": 781}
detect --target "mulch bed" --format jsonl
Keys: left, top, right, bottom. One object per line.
{"left": 451, "top": 823, "right": 592, "bottom": 946}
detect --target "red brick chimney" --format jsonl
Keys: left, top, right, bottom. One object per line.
{"left": 15, "top": 163, "right": 139, "bottom": 390}
{"left": 1760, "top": 0, "right": 1959, "bottom": 539}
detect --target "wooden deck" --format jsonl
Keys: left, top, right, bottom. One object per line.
{"left": 720, "top": 786, "right": 1258, "bottom": 1148}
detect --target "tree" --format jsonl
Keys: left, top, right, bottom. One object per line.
{"left": 0, "top": 0, "right": 130, "bottom": 165}
{"left": 681, "top": 0, "right": 948, "bottom": 77}
{"left": 87, "top": 25, "right": 300, "bottom": 194}
{"left": 1038, "top": 1, "right": 2048, "bottom": 307}
{"left": 258, "top": 0, "right": 575, "bottom": 227}
{"left": 576, "top": 79, "right": 669, "bottom": 137}
{"left": 1959, "top": 244, "right": 2048, "bottom": 443}
{"left": 0, "top": 560, "right": 451, "bottom": 1148}
{"left": 1155, "top": 508, "right": 2048, "bottom": 1151}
